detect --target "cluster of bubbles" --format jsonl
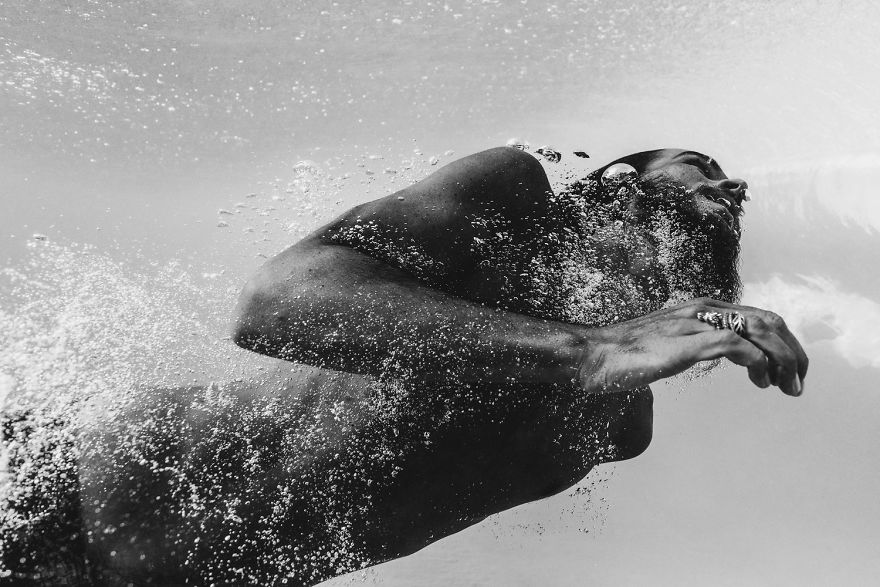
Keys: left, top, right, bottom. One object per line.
{"left": 211, "top": 144, "right": 457, "bottom": 265}
{"left": 0, "top": 245, "right": 407, "bottom": 584}
{"left": 506, "top": 137, "right": 565, "bottom": 164}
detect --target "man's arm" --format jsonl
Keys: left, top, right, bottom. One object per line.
{"left": 233, "top": 232, "right": 587, "bottom": 391}
{"left": 233, "top": 146, "right": 808, "bottom": 398}
{"left": 233, "top": 147, "right": 587, "bottom": 394}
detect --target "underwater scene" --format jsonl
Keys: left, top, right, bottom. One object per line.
{"left": 2, "top": 1, "right": 880, "bottom": 585}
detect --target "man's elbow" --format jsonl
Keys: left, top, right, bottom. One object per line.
{"left": 231, "top": 275, "right": 273, "bottom": 353}
{"left": 231, "top": 313, "right": 259, "bottom": 352}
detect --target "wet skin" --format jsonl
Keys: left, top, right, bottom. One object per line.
{"left": 229, "top": 147, "right": 807, "bottom": 579}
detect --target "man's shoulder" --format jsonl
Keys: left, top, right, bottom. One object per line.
{"left": 403, "top": 146, "right": 553, "bottom": 217}
{"left": 469, "top": 145, "right": 542, "bottom": 166}
{"left": 459, "top": 146, "right": 549, "bottom": 186}
{"left": 334, "top": 147, "right": 553, "bottom": 224}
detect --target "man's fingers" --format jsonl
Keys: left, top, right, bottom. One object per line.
{"left": 685, "top": 330, "right": 771, "bottom": 390}
{"left": 768, "top": 331, "right": 807, "bottom": 383}
{"left": 614, "top": 298, "right": 809, "bottom": 396}
{"left": 748, "top": 330, "right": 801, "bottom": 395}
{"left": 722, "top": 302, "right": 808, "bottom": 383}
{"left": 681, "top": 298, "right": 809, "bottom": 391}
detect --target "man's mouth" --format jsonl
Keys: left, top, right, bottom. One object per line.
{"left": 700, "top": 192, "right": 745, "bottom": 238}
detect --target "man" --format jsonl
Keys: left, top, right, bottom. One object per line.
{"left": 230, "top": 146, "right": 807, "bottom": 582}
{"left": 0, "top": 147, "right": 807, "bottom": 586}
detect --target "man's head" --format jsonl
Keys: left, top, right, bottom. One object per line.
{"left": 596, "top": 148, "right": 749, "bottom": 240}
{"left": 576, "top": 148, "right": 748, "bottom": 305}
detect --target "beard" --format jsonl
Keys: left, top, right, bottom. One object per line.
{"left": 631, "top": 178, "right": 743, "bottom": 305}
{"left": 539, "top": 174, "right": 742, "bottom": 326}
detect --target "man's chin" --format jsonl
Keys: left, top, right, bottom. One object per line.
{"left": 647, "top": 211, "right": 742, "bottom": 304}
{"left": 623, "top": 180, "right": 740, "bottom": 301}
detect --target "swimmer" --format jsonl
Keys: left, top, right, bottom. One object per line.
{"left": 0, "top": 147, "right": 808, "bottom": 586}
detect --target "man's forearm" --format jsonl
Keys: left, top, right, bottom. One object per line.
{"left": 233, "top": 238, "right": 589, "bottom": 392}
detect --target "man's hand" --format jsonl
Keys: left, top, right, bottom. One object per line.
{"left": 581, "top": 297, "right": 809, "bottom": 397}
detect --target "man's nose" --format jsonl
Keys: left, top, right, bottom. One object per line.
{"left": 717, "top": 178, "right": 749, "bottom": 202}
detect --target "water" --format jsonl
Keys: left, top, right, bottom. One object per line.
{"left": 3, "top": 1, "right": 880, "bottom": 585}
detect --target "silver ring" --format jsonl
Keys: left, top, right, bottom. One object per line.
{"left": 727, "top": 312, "right": 746, "bottom": 335}
{"left": 697, "top": 311, "right": 746, "bottom": 335}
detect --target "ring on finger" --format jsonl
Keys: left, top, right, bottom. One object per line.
{"left": 697, "top": 311, "right": 746, "bottom": 335}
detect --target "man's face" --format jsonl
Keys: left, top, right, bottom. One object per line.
{"left": 613, "top": 148, "right": 749, "bottom": 240}
{"left": 597, "top": 148, "right": 747, "bottom": 304}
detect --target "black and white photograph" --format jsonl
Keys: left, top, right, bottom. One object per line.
{"left": 1, "top": 1, "right": 879, "bottom": 585}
